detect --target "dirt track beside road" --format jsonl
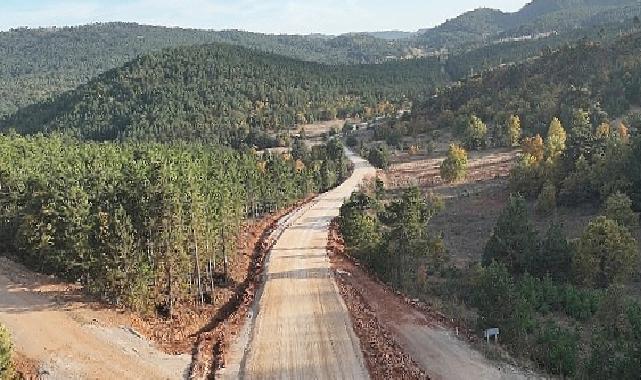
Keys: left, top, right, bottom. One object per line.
{"left": 0, "top": 257, "right": 190, "bottom": 380}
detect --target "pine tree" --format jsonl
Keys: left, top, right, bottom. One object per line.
{"left": 440, "top": 144, "right": 468, "bottom": 183}
{"left": 531, "top": 223, "right": 572, "bottom": 281}
{"left": 505, "top": 115, "right": 522, "bottom": 147}
{"left": 464, "top": 115, "right": 488, "bottom": 150}
{"left": 483, "top": 195, "right": 539, "bottom": 274}
{"left": 573, "top": 216, "right": 638, "bottom": 288}
{"left": 545, "top": 117, "right": 567, "bottom": 161}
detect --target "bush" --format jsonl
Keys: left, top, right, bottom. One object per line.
{"left": 582, "top": 289, "right": 641, "bottom": 379}
{"left": 560, "top": 155, "right": 597, "bottom": 205}
{"left": 483, "top": 195, "right": 538, "bottom": 274}
{"left": 522, "top": 134, "right": 545, "bottom": 162}
{"left": 545, "top": 117, "right": 567, "bottom": 161}
{"left": 345, "top": 135, "right": 358, "bottom": 148}
{"left": 536, "top": 181, "right": 557, "bottom": 215}
{"left": 367, "top": 145, "right": 390, "bottom": 169}
{"left": 0, "top": 324, "right": 12, "bottom": 380}
{"left": 463, "top": 115, "right": 488, "bottom": 150}
{"left": 573, "top": 216, "right": 639, "bottom": 288}
{"left": 531, "top": 223, "right": 572, "bottom": 281}
{"left": 339, "top": 198, "right": 382, "bottom": 258}
{"left": 505, "top": 115, "right": 522, "bottom": 147}
{"left": 473, "top": 262, "right": 535, "bottom": 344}
{"left": 603, "top": 192, "right": 639, "bottom": 229}
{"left": 531, "top": 321, "right": 578, "bottom": 377}
{"left": 440, "top": 144, "right": 468, "bottom": 183}
{"left": 508, "top": 154, "right": 544, "bottom": 197}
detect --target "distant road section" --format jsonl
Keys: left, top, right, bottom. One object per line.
{"left": 224, "top": 149, "right": 375, "bottom": 379}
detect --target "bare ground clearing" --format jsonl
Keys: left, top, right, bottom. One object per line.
{"left": 0, "top": 257, "right": 190, "bottom": 380}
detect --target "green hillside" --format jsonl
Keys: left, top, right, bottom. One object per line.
{"left": 415, "top": 31, "right": 641, "bottom": 135}
{"left": 416, "top": 0, "right": 641, "bottom": 50}
{"left": 0, "top": 42, "right": 445, "bottom": 147}
{"left": 0, "top": 23, "right": 412, "bottom": 119}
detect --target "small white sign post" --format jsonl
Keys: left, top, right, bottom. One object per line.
{"left": 484, "top": 328, "right": 499, "bottom": 344}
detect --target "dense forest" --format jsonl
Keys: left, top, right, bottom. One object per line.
{"left": 3, "top": 6, "right": 640, "bottom": 124}
{"left": 0, "top": 43, "right": 446, "bottom": 147}
{"left": 0, "top": 134, "right": 347, "bottom": 313}
{"left": 415, "top": 0, "right": 641, "bottom": 51}
{"left": 443, "top": 17, "right": 641, "bottom": 79}
{"left": 0, "top": 23, "right": 415, "bottom": 119}
{"left": 415, "top": 30, "right": 641, "bottom": 138}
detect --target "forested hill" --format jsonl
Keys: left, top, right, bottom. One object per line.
{"left": 415, "top": 31, "right": 641, "bottom": 135}
{"left": 0, "top": 23, "right": 412, "bottom": 119}
{"left": 0, "top": 42, "right": 445, "bottom": 147}
{"left": 416, "top": 0, "right": 641, "bottom": 50}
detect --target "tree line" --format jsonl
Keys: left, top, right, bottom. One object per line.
{"left": 0, "top": 134, "right": 348, "bottom": 314}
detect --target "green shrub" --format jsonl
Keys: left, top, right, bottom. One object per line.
{"left": 508, "top": 154, "right": 543, "bottom": 197}
{"left": 345, "top": 135, "right": 358, "bottom": 148}
{"left": 573, "top": 216, "right": 639, "bottom": 288}
{"left": 582, "top": 289, "right": 641, "bottom": 379}
{"left": 0, "top": 324, "right": 12, "bottom": 380}
{"left": 531, "top": 321, "right": 578, "bottom": 377}
{"left": 531, "top": 223, "right": 572, "bottom": 281}
{"left": 483, "top": 195, "right": 538, "bottom": 274}
{"left": 536, "top": 181, "right": 557, "bottom": 215}
{"left": 559, "top": 285, "right": 602, "bottom": 321}
{"left": 440, "top": 144, "right": 468, "bottom": 183}
{"left": 367, "top": 145, "right": 390, "bottom": 169}
{"left": 603, "top": 192, "right": 639, "bottom": 229}
{"left": 463, "top": 115, "right": 488, "bottom": 150}
{"left": 560, "top": 155, "right": 597, "bottom": 205}
{"left": 519, "top": 275, "right": 601, "bottom": 321}
{"left": 473, "top": 262, "right": 535, "bottom": 344}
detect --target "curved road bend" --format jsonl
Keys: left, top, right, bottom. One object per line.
{"left": 224, "top": 149, "right": 375, "bottom": 379}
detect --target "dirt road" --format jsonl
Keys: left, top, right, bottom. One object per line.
{"left": 0, "top": 258, "right": 190, "bottom": 379}
{"left": 221, "top": 149, "right": 375, "bottom": 379}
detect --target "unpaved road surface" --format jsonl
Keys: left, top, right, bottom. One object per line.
{"left": 221, "top": 149, "right": 375, "bottom": 379}
{"left": 0, "top": 258, "right": 190, "bottom": 380}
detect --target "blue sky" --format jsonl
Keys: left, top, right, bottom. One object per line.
{"left": 0, "top": 0, "right": 530, "bottom": 34}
